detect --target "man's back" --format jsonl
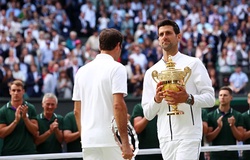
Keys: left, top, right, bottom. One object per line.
{"left": 73, "top": 53, "right": 127, "bottom": 147}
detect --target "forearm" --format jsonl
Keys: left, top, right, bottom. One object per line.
{"left": 134, "top": 117, "right": 148, "bottom": 134}
{"left": 243, "top": 130, "right": 250, "bottom": 141}
{"left": 231, "top": 126, "right": 244, "bottom": 141}
{"left": 0, "top": 121, "right": 18, "bottom": 138}
{"left": 142, "top": 74, "right": 161, "bottom": 120}
{"left": 64, "top": 131, "right": 80, "bottom": 143}
{"left": 142, "top": 98, "right": 161, "bottom": 121}
{"left": 35, "top": 130, "right": 51, "bottom": 145}
{"left": 114, "top": 101, "right": 129, "bottom": 145}
{"left": 239, "top": 83, "right": 247, "bottom": 90}
{"left": 206, "top": 127, "right": 221, "bottom": 142}
{"left": 23, "top": 118, "right": 38, "bottom": 136}
{"left": 74, "top": 101, "right": 81, "bottom": 135}
{"left": 55, "top": 129, "right": 63, "bottom": 143}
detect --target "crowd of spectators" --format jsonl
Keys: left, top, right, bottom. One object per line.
{"left": 0, "top": 0, "right": 250, "bottom": 98}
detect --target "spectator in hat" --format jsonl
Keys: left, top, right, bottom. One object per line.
{"left": 72, "top": 39, "right": 85, "bottom": 66}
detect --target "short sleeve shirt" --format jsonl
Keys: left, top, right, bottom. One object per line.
{"left": 0, "top": 101, "right": 37, "bottom": 155}
{"left": 36, "top": 113, "right": 63, "bottom": 153}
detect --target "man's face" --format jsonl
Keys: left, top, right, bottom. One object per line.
{"left": 9, "top": 85, "right": 24, "bottom": 102}
{"left": 42, "top": 98, "right": 57, "bottom": 115}
{"left": 158, "top": 26, "right": 179, "bottom": 52}
{"left": 219, "top": 90, "right": 232, "bottom": 106}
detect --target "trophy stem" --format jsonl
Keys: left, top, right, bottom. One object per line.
{"left": 167, "top": 105, "right": 184, "bottom": 115}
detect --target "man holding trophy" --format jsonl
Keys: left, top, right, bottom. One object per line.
{"left": 141, "top": 19, "right": 215, "bottom": 160}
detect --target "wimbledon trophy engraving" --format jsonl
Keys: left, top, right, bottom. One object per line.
{"left": 152, "top": 56, "right": 191, "bottom": 115}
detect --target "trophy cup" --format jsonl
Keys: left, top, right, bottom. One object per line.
{"left": 152, "top": 56, "right": 191, "bottom": 115}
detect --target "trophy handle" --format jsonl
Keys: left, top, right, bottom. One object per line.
{"left": 152, "top": 70, "right": 159, "bottom": 83}
{"left": 183, "top": 67, "right": 191, "bottom": 85}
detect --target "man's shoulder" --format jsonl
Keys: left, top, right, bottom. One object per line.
{"left": 0, "top": 103, "right": 8, "bottom": 111}
{"left": 242, "top": 110, "right": 249, "bottom": 117}
{"left": 180, "top": 53, "right": 199, "bottom": 62}
{"left": 64, "top": 111, "right": 74, "bottom": 119}
{"left": 231, "top": 108, "right": 243, "bottom": 116}
{"left": 207, "top": 109, "right": 218, "bottom": 116}
{"left": 54, "top": 113, "right": 64, "bottom": 120}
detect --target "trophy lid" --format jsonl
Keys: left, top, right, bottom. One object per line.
{"left": 166, "top": 56, "right": 176, "bottom": 69}
{"left": 152, "top": 55, "right": 191, "bottom": 85}
{"left": 159, "top": 55, "right": 184, "bottom": 81}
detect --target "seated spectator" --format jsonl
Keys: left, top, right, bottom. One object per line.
{"left": 20, "top": 47, "right": 34, "bottom": 67}
{"left": 72, "top": 39, "right": 85, "bottom": 67}
{"left": 130, "top": 64, "right": 144, "bottom": 97}
{"left": 12, "top": 63, "right": 26, "bottom": 82}
{"left": 4, "top": 49, "right": 19, "bottom": 70}
{"left": 66, "top": 31, "right": 78, "bottom": 51}
{"left": 0, "top": 68, "right": 14, "bottom": 97}
{"left": 39, "top": 40, "right": 54, "bottom": 67}
{"left": 56, "top": 70, "right": 72, "bottom": 99}
{"left": 42, "top": 67, "right": 55, "bottom": 95}
{"left": 97, "top": 11, "right": 110, "bottom": 32}
{"left": 76, "top": 12, "right": 93, "bottom": 38}
{"left": 223, "top": 37, "right": 237, "bottom": 67}
{"left": 218, "top": 47, "right": 232, "bottom": 73}
{"left": 25, "top": 64, "right": 43, "bottom": 98}
{"left": 236, "top": 42, "right": 249, "bottom": 73}
{"left": 207, "top": 62, "right": 218, "bottom": 92}
{"left": 0, "top": 55, "right": 5, "bottom": 76}
{"left": 120, "top": 13, "right": 134, "bottom": 36}
{"left": 85, "top": 29, "right": 99, "bottom": 52}
{"left": 195, "top": 42, "right": 208, "bottom": 61}
{"left": 229, "top": 65, "right": 249, "bottom": 94}
{"left": 129, "top": 44, "right": 148, "bottom": 73}
{"left": 183, "top": 39, "right": 196, "bottom": 57}
{"left": 108, "top": 12, "right": 121, "bottom": 31}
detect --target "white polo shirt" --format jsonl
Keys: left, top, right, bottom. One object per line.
{"left": 72, "top": 53, "right": 127, "bottom": 148}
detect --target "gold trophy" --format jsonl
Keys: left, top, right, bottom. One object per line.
{"left": 152, "top": 56, "right": 191, "bottom": 115}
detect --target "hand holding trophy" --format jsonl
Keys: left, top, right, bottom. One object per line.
{"left": 152, "top": 56, "right": 191, "bottom": 115}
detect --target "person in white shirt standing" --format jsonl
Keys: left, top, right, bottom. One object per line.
{"left": 141, "top": 19, "right": 215, "bottom": 160}
{"left": 72, "top": 28, "right": 133, "bottom": 160}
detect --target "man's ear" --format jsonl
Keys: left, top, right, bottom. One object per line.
{"left": 177, "top": 33, "right": 182, "bottom": 40}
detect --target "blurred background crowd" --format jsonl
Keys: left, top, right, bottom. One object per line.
{"left": 0, "top": 0, "right": 249, "bottom": 98}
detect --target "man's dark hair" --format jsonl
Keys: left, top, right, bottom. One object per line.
{"left": 99, "top": 28, "right": 123, "bottom": 51}
{"left": 157, "top": 19, "right": 180, "bottom": 34}
{"left": 219, "top": 86, "right": 233, "bottom": 95}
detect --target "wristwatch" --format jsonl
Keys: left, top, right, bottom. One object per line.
{"left": 185, "top": 94, "right": 193, "bottom": 105}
